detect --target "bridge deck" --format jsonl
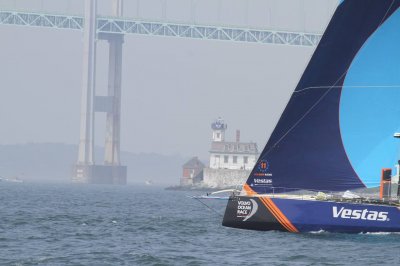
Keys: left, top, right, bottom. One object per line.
{"left": 0, "top": 10, "right": 321, "bottom": 47}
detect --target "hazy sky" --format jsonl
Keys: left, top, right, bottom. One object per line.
{"left": 0, "top": 0, "right": 338, "bottom": 161}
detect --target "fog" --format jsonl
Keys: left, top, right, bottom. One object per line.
{"left": 0, "top": 0, "right": 338, "bottom": 165}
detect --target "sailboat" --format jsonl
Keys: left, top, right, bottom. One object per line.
{"left": 222, "top": 0, "right": 400, "bottom": 233}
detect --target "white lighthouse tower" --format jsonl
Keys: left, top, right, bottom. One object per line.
{"left": 211, "top": 117, "right": 227, "bottom": 142}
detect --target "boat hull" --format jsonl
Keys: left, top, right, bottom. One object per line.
{"left": 222, "top": 196, "right": 400, "bottom": 233}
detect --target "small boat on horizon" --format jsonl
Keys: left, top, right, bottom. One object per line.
{"left": 2, "top": 176, "right": 23, "bottom": 183}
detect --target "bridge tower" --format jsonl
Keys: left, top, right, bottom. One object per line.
{"left": 73, "top": 0, "right": 127, "bottom": 185}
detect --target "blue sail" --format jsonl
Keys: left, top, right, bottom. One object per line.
{"left": 246, "top": 0, "right": 400, "bottom": 193}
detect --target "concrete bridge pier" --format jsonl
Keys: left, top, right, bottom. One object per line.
{"left": 73, "top": 0, "right": 127, "bottom": 185}
{"left": 100, "top": 31, "right": 126, "bottom": 185}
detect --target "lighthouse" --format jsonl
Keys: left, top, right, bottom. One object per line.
{"left": 211, "top": 117, "right": 227, "bottom": 142}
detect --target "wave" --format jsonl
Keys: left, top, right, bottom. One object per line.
{"left": 360, "top": 232, "right": 400, "bottom": 235}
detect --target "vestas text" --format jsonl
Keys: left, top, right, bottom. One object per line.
{"left": 332, "top": 206, "right": 388, "bottom": 221}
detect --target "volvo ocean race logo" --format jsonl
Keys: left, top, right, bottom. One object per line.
{"left": 237, "top": 199, "right": 258, "bottom": 221}
{"left": 332, "top": 206, "right": 389, "bottom": 222}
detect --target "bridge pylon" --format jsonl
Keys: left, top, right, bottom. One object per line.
{"left": 73, "top": 0, "right": 127, "bottom": 185}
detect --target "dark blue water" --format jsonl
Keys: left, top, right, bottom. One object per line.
{"left": 1, "top": 183, "right": 400, "bottom": 265}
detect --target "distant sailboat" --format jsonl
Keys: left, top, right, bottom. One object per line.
{"left": 223, "top": 0, "right": 400, "bottom": 233}
{"left": 145, "top": 180, "right": 154, "bottom": 186}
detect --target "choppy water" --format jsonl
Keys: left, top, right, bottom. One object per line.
{"left": 1, "top": 183, "right": 400, "bottom": 265}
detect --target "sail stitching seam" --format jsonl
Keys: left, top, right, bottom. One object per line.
{"left": 295, "top": 85, "right": 400, "bottom": 94}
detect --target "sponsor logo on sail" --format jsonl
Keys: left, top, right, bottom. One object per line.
{"left": 237, "top": 199, "right": 258, "bottom": 221}
{"left": 258, "top": 160, "right": 269, "bottom": 172}
{"left": 332, "top": 206, "right": 389, "bottom": 221}
{"left": 254, "top": 178, "right": 272, "bottom": 184}
{"left": 254, "top": 160, "right": 273, "bottom": 178}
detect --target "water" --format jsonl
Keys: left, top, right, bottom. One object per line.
{"left": 1, "top": 183, "right": 400, "bottom": 266}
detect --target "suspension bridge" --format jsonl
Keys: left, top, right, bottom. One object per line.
{"left": 0, "top": 0, "right": 335, "bottom": 184}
